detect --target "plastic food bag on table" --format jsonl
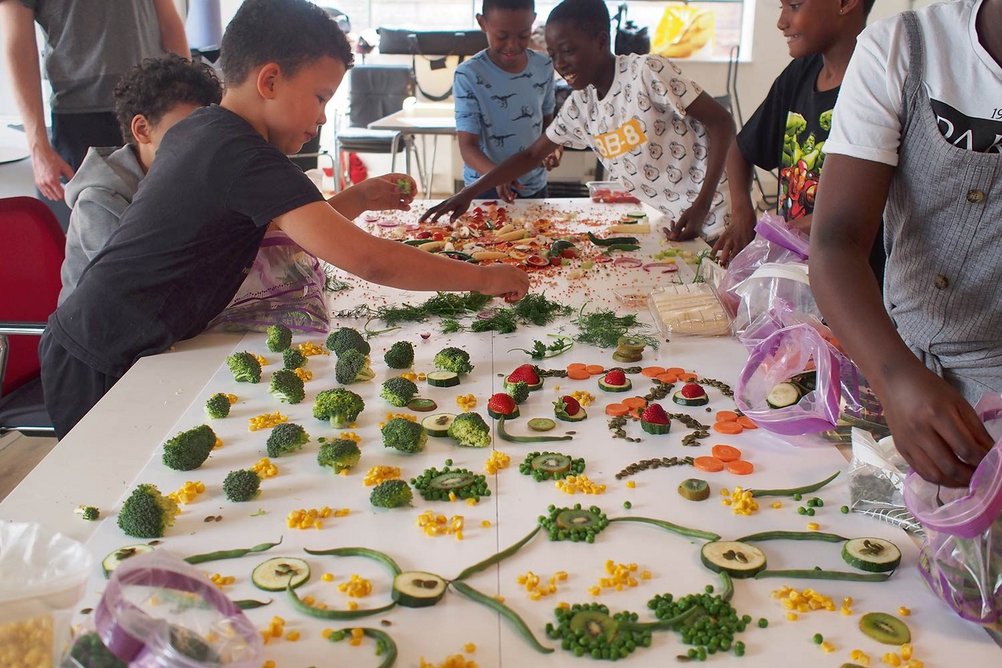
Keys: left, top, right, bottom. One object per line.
{"left": 729, "top": 261, "right": 820, "bottom": 338}
{"left": 207, "top": 229, "right": 329, "bottom": 334}
{"left": 848, "top": 428, "right": 921, "bottom": 532}
{"left": 903, "top": 394, "right": 1002, "bottom": 629}
{"left": 716, "top": 212, "right": 809, "bottom": 318}
{"left": 61, "top": 550, "right": 262, "bottom": 668}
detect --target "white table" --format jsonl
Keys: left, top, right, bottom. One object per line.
{"left": 368, "top": 101, "right": 455, "bottom": 198}
{"left": 3, "top": 199, "right": 1000, "bottom": 666}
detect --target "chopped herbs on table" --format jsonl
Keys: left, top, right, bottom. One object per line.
{"left": 574, "top": 304, "right": 659, "bottom": 350}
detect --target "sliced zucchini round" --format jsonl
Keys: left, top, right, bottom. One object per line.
{"left": 598, "top": 378, "right": 632, "bottom": 393}
{"left": 487, "top": 406, "right": 520, "bottom": 420}
{"left": 102, "top": 544, "right": 155, "bottom": 577}
{"left": 407, "top": 397, "right": 438, "bottom": 412}
{"left": 700, "top": 541, "right": 767, "bottom": 579}
{"left": 527, "top": 417, "right": 556, "bottom": 432}
{"left": 427, "top": 371, "right": 460, "bottom": 388}
{"left": 422, "top": 413, "right": 456, "bottom": 437}
{"left": 252, "top": 557, "right": 311, "bottom": 591}
{"left": 841, "top": 538, "right": 902, "bottom": 573}
{"left": 766, "top": 382, "right": 801, "bottom": 409}
{"left": 391, "top": 571, "right": 447, "bottom": 608}
{"left": 555, "top": 407, "right": 587, "bottom": 422}
{"left": 640, "top": 419, "right": 670, "bottom": 435}
{"left": 672, "top": 390, "right": 709, "bottom": 407}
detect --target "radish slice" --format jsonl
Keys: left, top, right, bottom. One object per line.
{"left": 377, "top": 220, "right": 401, "bottom": 228}
{"left": 643, "top": 262, "right": 679, "bottom": 273}
{"left": 612, "top": 257, "right": 643, "bottom": 268}
{"left": 592, "top": 255, "right": 613, "bottom": 263}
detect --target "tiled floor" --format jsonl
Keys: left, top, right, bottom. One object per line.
{"left": 0, "top": 431, "right": 57, "bottom": 501}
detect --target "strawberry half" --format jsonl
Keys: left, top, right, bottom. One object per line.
{"left": 604, "top": 370, "right": 627, "bottom": 386}
{"left": 641, "top": 403, "right": 669, "bottom": 424}
{"left": 680, "top": 382, "right": 706, "bottom": 399}
{"left": 487, "top": 392, "right": 516, "bottom": 416}
{"left": 556, "top": 395, "right": 581, "bottom": 416}
{"left": 508, "top": 364, "right": 540, "bottom": 385}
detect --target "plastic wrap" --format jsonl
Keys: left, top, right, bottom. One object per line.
{"left": 848, "top": 429, "right": 921, "bottom": 532}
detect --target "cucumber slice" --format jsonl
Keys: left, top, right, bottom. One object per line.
{"left": 422, "top": 413, "right": 456, "bottom": 437}
{"left": 504, "top": 377, "right": 544, "bottom": 392}
{"left": 672, "top": 390, "right": 709, "bottom": 407}
{"left": 407, "top": 398, "right": 438, "bottom": 412}
{"left": 427, "top": 371, "right": 460, "bottom": 388}
{"left": 791, "top": 371, "right": 817, "bottom": 392}
{"left": 597, "top": 378, "right": 632, "bottom": 393}
{"left": 391, "top": 571, "right": 447, "bottom": 608}
{"left": 640, "top": 419, "right": 670, "bottom": 435}
{"left": 555, "top": 407, "right": 587, "bottom": 422}
{"left": 766, "top": 382, "right": 801, "bottom": 409}
{"left": 102, "top": 544, "right": 155, "bottom": 577}
{"left": 252, "top": 557, "right": 311, "bottom": 591}
{"left": 700, "top": 541, "right": 767, "bottom": 579}
{"left": 527, "top": 418, "right": 556, "bottom": 432}
{"left": 841, "top": 538, "right": 901, "bottom": 573}
{"left": 488, "top": 406, "right": 520, "bottom": 419}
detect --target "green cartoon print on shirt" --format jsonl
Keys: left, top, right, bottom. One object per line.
{"left": 780, "top": 108, "right": 833, "bottom": 221}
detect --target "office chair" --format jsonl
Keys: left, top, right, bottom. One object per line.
{"left": 333, "top": 64, "right": 415, "bottom": 189}
{"left": 0, "top": 196, "right": 64, "bottom": 436}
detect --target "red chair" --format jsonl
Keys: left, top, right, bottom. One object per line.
{"left": 0, "top": 196, "right": 65, "bottom": 435}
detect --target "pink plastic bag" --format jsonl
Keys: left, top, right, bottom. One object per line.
{"left": 208, "top": 230, "right": 329, "bottom": 334}
{"left": 903, "top": 395, "right": 1002, "bottom": 627}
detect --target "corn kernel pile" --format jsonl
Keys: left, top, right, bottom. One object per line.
{"left": 168, "top": 480, "right": 205, "bottom": 505}
{"left": 208, "top": 572, "right": 235, "bottom": 588}
{"left": 516, "top": 570, "right": 567, "bottom": 600}
{"left": 484, "top": 450, "right": 511, "bottom": 474}
{"left": 378, "top": 412, "right": 417, "bottom": 428}
{"left": 0, "top": 614, "right": 53, "bottom": 668}
{"left": 417, "top": 510, "right": 465, "bottom": 539}
{"left": 771, "top": 586, "right": 836, "bottom": 613}
{"left": 587, "top": 560, "right": 651, "bottom": 596}
{"left": 297, "top": 341, "right": 328, "bottom": 356}
{"left": 555, "top": 474, "right": 606, "bottom": 495}
{"left": 253, "top": 353, "right": 267, "bottom": 366}
{"left": 339, "top": 431, "right": 361, "bottom": 443}
{"left": 720, "top": 486, "right": 759, "bottom": 515}
{"left": 252, "top": 457, "right": 279, "bottom": 478}
{"left": 286, "top": 506, "right": 347, "bottom": 530}
{"left": 363, "top": 465, "right": 401, "bottom": 486}
{"left": 569, "top": 390, "right": 595, "bottom": 407}
{"left": 292, "top": 367, "right": 312, "bottom": 382}
{"left": 338, "top": 574, "right": 373, "bottom": 598}
{"left": 249, "top": 411, "right": 287, "bottom": 432}
{"left": 455, "top": 393, "right": 477, "bottom": 411}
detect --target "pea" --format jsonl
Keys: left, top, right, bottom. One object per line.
{"left": 793, "top": 493, "right": 803, "bottom": 501}
{"left": 840, "top": 505, "right": 850, "bottom": 514}
{"left": 705, "top": 584, "right": 714, "bottom": 593}
{"left": 812, "top": 633, "right": 823, "bottom": 644}
{"left": 623, "top": 501, "right": 632, "bottom": 509}
{"left": 797, "top": 506, "right": 807, "bottom": 515}
{"left": 757, "top": 617, "right": 768, "bottom": 628}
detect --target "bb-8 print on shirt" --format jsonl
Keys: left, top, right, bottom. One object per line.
{"left": 546, "top": 54, "right": 729, "bottom": 239}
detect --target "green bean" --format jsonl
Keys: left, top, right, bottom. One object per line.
{"left": 454, "top": 526, "right": 541, "bottom": 581}
{"left": 605, "top": 243, "right": 642, "bottom": 253}
{"left": 587, "top": 231, "right": 640, "bottom": 247}
{"left": 183, "top": 539, "right": 282, "bottom": 565}
{"left": 719, "top": 571, "right": 734, "bottom": 604}
{"left": 305, "top": 547, "right": 402, "bottom": 577}
{"left": 234, "top": 599, "right": 272, "bottom": 610}
{"left": 608, "top": 516, "right": 721, "bottom": 543}
{"left": 328, "top": 628, "right": 398, "bottom": 668}
{"left": 449, "top": 580, "right": 553, "bottom": 654}
{"left": 735, "top": 530, "right": 848, "bottom": 544}
{"left": 749, "top": 471, "right": 839, "bottom": 498}
{"left": 754, "top": 569, "right": 891, "bottom": 583}
{"left": 621, "top": 606, "right": 697, "bottom": 632}
{"left": 288, "top": 582, "right": 397, "bottom": 620}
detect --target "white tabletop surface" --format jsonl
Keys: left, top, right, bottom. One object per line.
{"left": 3, "top": 199, "right": 999, "bottom": 666}
{"left": 368, "top": 101, "right": 456, "bottom": 134}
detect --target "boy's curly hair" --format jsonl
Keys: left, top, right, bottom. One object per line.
{"left": 113, "top": 55, "right": 221, "bottom": 146}
{"left": 483, "top": 0, "right": 535, "bottom": 13}
{"left": 221, "top": 0, "right": 353, "bottom": 86}
{"left": 546, "top": 0, "right": 610, "bottom": 37}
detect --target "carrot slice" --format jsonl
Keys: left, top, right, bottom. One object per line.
{"left": 664, "top": 367, "right": 686, "bottom": 376}
{"left": 726, "top": 459, "right": 755, "bottom": 475}
{"left": 566, "top": 363, "right": 588, "bottom": 372}
{"left": 711, "top": 444, "right": 742, "bottom": 462}
{"left": 641, "top": 366, "right": 666, "bottom": 378}
{"left": 656, "top": 372, "right": 678, "bottom": 384}
{"left": 585, "top": 364, "right": 605, "bottom": 375}
{"left": 677, "top": 372, "right": 699, "bottom": 382}
{"left": 737, "top": 416, "right": 758, "bottom": 430}
{"left": 567, "top": 368, "right": 592, "bottom": 380}
{"left": 605, "top": 403, "right": 630, "bottom": 417}
{"left": 622, "top": 396, "right": 648, "bottom": 410}
{"left": 629, "top": 407, "right": 643, "bottom": 419}
{"left": 713, "top": 421, "right": 744, "bottom": 435}
{"left": 693, "top": 456, "right": 725, "bottom": 473}
{"left": 715, "top": 410, "right": 739, "bottom": 423}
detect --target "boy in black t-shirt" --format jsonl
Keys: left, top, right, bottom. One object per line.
{"left": 712, "top": 0, "right": 875, "bottom": 265}
{"left": 40, "top": 0, "right": 529, "bottom": 438}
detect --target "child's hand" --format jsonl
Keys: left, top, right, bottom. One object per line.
{"left": 497, "top": 181, "right": 524, "bottom": 203}
{"left": 362, "top": 173, "right": 417, "bottom": 212}
{"left": 420, "top": 191, "right": 474, "bottom": 225}
{"left": 710, "top": 216, "right": 755, "bottom": 266}
{"left": 542, "top": 146, "right": 564, "bottom": 171}
{"left": 478, "top": 264, "right": 530, "bottom": 301}
{"left": 665, "top": 200, "right": 710, "bottom": 242}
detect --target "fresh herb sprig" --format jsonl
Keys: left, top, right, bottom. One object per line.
{"left": 573, "top": 304, "right": 659, "bottom": 349}
{"left": 509, "top": 335, "right": 574, "bottom": 360}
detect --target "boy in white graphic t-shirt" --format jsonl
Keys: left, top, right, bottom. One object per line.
{"left": 423, "top": 0, "right": 734, "bottom": 243}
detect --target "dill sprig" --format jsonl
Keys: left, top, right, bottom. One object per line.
{"left": 573, "top": 304, "right": 660, "bottom": 349}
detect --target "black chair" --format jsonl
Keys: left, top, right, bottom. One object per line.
{"left": 333, "top": 64, "right": 415, "bottom": 188}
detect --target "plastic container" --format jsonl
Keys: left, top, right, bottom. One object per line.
{"left": 586, "top": 180, "right": 641, "bottom": 204}
{"left": 647, "top": 283, "right": 731, "bottom": 337}
{"left": 0, "top": 522, "right": 93, "bottom": 666}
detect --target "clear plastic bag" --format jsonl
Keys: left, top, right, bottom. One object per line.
{"left": 62, "top": 550, "right": 262, "bottom": 667}
{"left": 0, "top": 523, "right": 92, "bottom": 665}
{"left": 848, "top": 428, "right": 921, "bottom": 532}
{"left": 730, "top": 261, "right": 820, "bottom": 338}
{"left": 903, "top": 395, "right": 1002, "bottom": 628}
{"left": 208, "top": 229, "right": 329, "bottom": 334}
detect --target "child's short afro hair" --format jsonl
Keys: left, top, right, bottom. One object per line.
{"left": 221, "top": 0, "right": 353, "bottom": 86}
{"left": 483, "top": 0, "right": 535, "bottom": 13}
{"left": 113, "top": 54, "right": 221, "bottom": 146}
{"left": 546, "top": 0, "right": 610, "bottom": 37}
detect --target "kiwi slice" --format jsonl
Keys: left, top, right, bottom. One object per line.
{"left": 527, "top": 417, "right": 556, "bottom": 432}
{"left": 858, "top": 612, "right": 910, "bottom": 645}
{"left": 569, "top": 610, "right": 619, "bottom": 643}
{"left": 532, "top": 453, "right": 572, "bottom": 475}
{"left": 677, "top": 478, "right": 710, "bottom": 501}
{"left": 555, "top": 508, "right": 602, "bottom": 531}
{"left": 616, "top": 336, "right": 647, "bottom": 354}
{"left": 407, "top": 398, "right": 438, "bottom": 412}
{"left": 429, "top": 471, "right": 477, "bottom": 491}
{"left": 612, "top": 350, "right": 643, "bottom": 363}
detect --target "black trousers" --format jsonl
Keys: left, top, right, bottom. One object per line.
{"left": 39, "top": 332, "right": 119, "bottom": 439}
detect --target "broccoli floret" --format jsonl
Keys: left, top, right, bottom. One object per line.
{"left": 370, "top": 479, "right": 413, "bottom": 508}
{"left": 381, "top": 417, "right": 427, "bottom": 454}
{"left": 266, "top": 324, "right": 293, "bottom": 352}
{"left": 283, "top": 348, "right": 307, "bottom": 370}
{"left": 384, "top": 341, "right": 415, "bottom": 369}
{"left": 326, "top": 327, "right": 370, "bottom": 356}
{"left": 269, "top": 368, "right": 305, "bottom": 404}
{"left": 266, "top": 422, "right": 310, "bottom": 457}
{"left": 505, "top": 380, "right": 530, "bottom": 404}
{"left": 117, "top": 483, "right": 180, "bottom": 538}
{"left": 66, "top": 633, "right": 128, "bottom": 668}
{"left": 162, "top": 424, "right": 217, "bottom": 471}
{"left": 223, "top": 469, "right": 261, "bottom": 502}
{"left": 204, "top": 393, "right": 232, "bottom": 419}
{"left": 448, "top": 412, "right": 491, "bottom": 448}
{"left": 313, "top": 388, "right": 365, "bottom": 428}
{"left": 317, "top": 438, "right": 361, "bottom": 474}
{"left": 226, "top": 351, "right": 262, "bottom": 383}
{"left": 75, "top": 505, "right": 100, "bottom": 521}
{"left": 380, "top": 376, "right": 418, "bottom": 407}
{"left": 434, "top": 346, "right": 474, "bottom": 375}
{"left": 335, "top": 349, "right": 374, "bottom": 384}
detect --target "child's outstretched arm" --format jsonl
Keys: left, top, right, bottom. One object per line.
{"left": 457, "top": 132, "right": 522, "bottom": 203}
{"left": 276, "top": 201, "right": 529, "bottom": 300}
{"left": 326, "top": 173, "right": 417, "bottom": 219}
{"left": 711, "top": 140, "right": 757, "bottom": 265}
{"left": 421, "top": 134, "right": 561, "bottom": 224}
{"left": 811, "top": 155, "right": 993, "bottom": 487}
{"left": 665, "top": 92, "right": 734, "bottom": 241}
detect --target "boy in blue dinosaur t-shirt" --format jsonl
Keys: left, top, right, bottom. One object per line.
{"left": 454, "top": 0, "right": 561, "bottom": 201}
